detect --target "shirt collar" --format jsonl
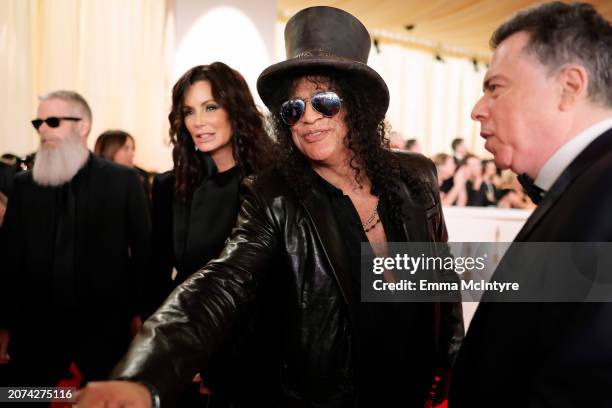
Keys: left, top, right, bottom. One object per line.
{"left": 534, "top": 116, "right": 612, "bottom": 192}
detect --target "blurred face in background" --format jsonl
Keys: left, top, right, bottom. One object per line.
{"left": 465, "top": 156, "right": 482, "bottom": 179}
{"left": 483, "top": 160, "right": 497, "bottom": 178}
{"left": 113, "top": 137, "right": 136, "bottom": 167}
{"left": 438, "top": 156, "right": 456, "bottom": 180}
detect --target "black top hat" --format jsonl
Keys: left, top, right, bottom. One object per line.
{"left": 257, "top": 6, "right": 389, "bottom": 121}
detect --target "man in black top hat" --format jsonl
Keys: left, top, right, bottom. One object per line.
{"left": 77, "top": 7, "right": 463, "bottom": 408}
{"left": 0, "top": 90, "right": 150, "bottom": 385}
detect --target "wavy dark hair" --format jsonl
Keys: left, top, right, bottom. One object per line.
{"left": 169, "top": 62, "right": 274, "bottom": 200}
{"left": 270, "top": 72, "right": 419, "bottom": 224}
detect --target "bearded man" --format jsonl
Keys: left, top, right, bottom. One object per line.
{"left": 0, "top": 90, "right": 150, "bottom": 385}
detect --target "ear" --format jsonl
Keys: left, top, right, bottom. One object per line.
{"left": 78, "top": 119, "right": 91, "bottom": 144}
{"left": 558, "top": 64, "right": 588, "bottom": 111}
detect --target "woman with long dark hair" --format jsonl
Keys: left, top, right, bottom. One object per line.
{"left": 147, "top": 62, "right": 274, "bottom": 406}
{"left": 150, "top": 62, "right": 273, "bottom": 299}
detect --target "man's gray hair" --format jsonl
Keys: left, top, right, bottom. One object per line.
{"left": 491, "top": 2, "right": 612, "bottom": 108}
{"left": 40, "top": 90, "right": 93, "bottom": 122}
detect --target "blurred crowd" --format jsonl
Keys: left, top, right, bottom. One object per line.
{"left": 390, "top": 135, "right": 536, "bottom": 209}
{"left": 0, "top": 133, "right": 536, "bottom": 233}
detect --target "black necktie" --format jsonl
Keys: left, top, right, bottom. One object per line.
{"left": 517, "top": 173, "right": 545, "bottom": 205}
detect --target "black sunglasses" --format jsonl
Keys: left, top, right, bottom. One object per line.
{"left": 280, "top": 91, "right": 342, "bottom": 126}
{"left": 31, "top": 116, "right": 82, "bottom": 130}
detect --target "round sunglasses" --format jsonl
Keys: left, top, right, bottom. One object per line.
{"left": 31, "top": 116, "right": 81, "bottom": 130}
{"left": 280, "top": 91, "right": 342, "bottom": 126}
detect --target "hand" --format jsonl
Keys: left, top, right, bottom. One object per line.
{"left": 75, "top": 381, "right": 152, "bottom": 408}
{"left": 0, "top": 329, "right": 10, "bottom": 364}
{"left": 192, "top": 373, "right": 212, "bottom": 395}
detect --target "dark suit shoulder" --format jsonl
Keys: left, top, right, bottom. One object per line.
{"left": 12, "top": 169, "right": 33, "bottom": 185}
{"left": 91, "top": 155, "right": 140, "bottom": 180}
{"left": 151, "top": 170, "right": 175, "bottom": 197}
{"left": 153, "top": 170, "right": 175, "bottom": 187}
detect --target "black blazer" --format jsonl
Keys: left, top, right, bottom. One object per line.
{"left": 450, "top": 128, "right": 612, "bottom": 408}
{"left": 1, "top": 154, "right": 150, "bottom": 358}
{"left": 113, "top": 152, "right": 464, "bottom": 407}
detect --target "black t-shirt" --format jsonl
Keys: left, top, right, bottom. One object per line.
{"left": 316, "top": 174, "right": 432, "bottom": 406}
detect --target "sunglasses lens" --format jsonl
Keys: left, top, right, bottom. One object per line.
{"left": 311, "top": 92, "right": 341, "bottom": 117}
{"left": 280, "top": 99, "right": 305, "bottom": 126}
{"left": 46, "top": 117, "right": 61, "bottom": 128}
{"left": 31, "top": 119, "right": 43, "bottom": 130}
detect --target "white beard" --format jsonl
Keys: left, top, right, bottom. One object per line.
{"left": 32, "top": 132, "right": 89, "bottom": 186}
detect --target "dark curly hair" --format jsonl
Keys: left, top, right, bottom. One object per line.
{"left": 270, "top": 72, "right": 419, "bottom": 224}
{"left": 169, "top": 62, "right": 274, "bottom": 200}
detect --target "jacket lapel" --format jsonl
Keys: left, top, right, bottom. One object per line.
{"left": 396, "top": 181, "right": 430, "bottom": 242}
{"left": 515, "top": 128, "right": 612, "bottom": 242}
{"left": 302, "top": 185, "right": 354, "bottom": 320}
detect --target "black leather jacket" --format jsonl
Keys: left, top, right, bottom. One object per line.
{"left": 113, "top": 152, "right": 464, "bottom": 406}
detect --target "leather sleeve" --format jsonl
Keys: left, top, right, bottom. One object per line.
{"left": 111, "top": 179, "right": 279, "bottom": 406}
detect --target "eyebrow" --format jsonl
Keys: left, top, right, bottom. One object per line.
{"left": 483, "top": 75, "right": 503, "bottom": 92}
{"left": 183, "top": 99, "right": 215, "bottom": 109}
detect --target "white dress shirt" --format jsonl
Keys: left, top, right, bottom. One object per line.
{"left": 535, "top": 117, "right": 612, "bottom": 192}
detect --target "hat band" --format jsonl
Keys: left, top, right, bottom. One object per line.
{"left": 294, "top": 48, "right": 334, "bottom": 59}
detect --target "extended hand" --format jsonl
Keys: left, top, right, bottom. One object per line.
{"left": 75, "top": 381, "right": 151, "bottom": 408}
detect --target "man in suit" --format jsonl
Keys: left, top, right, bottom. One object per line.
{"left": 450, "top": 2, "right": 612, "bottom": 407}
{"left": 0, "top": 90, "right": 150, "bottom": 385}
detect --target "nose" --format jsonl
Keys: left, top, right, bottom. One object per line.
{"left": 38, "top": 121, "right": 51, "bottom": 134}
{"left": 301, "top": 100, "right": 322, "bottom": 124}
{"left": 471, "top": 95, "right": 488, "bottom": 122}
{"left": 194, "top": 111, "right": 207, "bottom": 127}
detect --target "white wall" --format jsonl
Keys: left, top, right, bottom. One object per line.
{"left": 173, "top": 0, "right": 277, "bottom": 108}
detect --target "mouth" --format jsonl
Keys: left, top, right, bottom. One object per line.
{"left": 195, "top": 133, "right": 215, "bottom": 143}
{"left": 41, "top": 138, "right": 59, "bottom": 147}
{"left": 302, "top": 129, "right": 330, "bottom": 142}
{"left": 480, "top": 131, "right": 494, "bottom": 140}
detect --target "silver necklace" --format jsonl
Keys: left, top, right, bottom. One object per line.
{"left": 362, "top": 199, "right": 380, "bottom": 230}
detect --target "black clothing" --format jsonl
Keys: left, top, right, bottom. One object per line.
{"left": 466, "top": 180, "right": 491, "bottom": 207}
{"left": 451, "top": 127, "right": 612, "bottom": 407}
{"left": 319, "top": 175, "right": 436, "bottom": 406}
{"left": 0, "top": 154, "right": 150, "bottom": 385}
{"left": 440, "top": 177, "right": 453, "bottom": 194}
{"left": 148, "top": 153, "right": 241, "bottom": 311}
{"left": 114, "top": 151, "right": 464, "bottom": 407}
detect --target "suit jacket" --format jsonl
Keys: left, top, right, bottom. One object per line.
{"left": 0, "top": 154, "right": 150, "bottom": 372}
{"left": 450, "top": 128, "right": 612, "bottom": 408}
{"left": 112, "top": 151, "right": 464, "bottom": 407}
